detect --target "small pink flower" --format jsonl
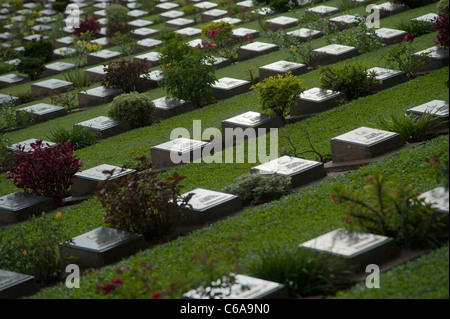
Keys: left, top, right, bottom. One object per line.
{"left": 403, "top": 33, "right": 414, "bottom": 42}
{"left": 151, "top": 292, "right": 162, "bottom": 299}
{"left": 345, "top": 217, "right": 350, "bottom": 225}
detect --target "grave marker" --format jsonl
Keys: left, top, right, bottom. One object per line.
{"left": 131, "top": 27, "right": 159, "bottom": 39}
{"left": 0, "top": 192, "right": 56, "bottom": 225}
{"left": 305, "top": 5, "right": 339, "bottom": 17}
{"left": 0, "top": 73, "right": 28, "bottom": 89}
{"left": 16, "top": 103, "right": 67, "bottom": 125}
{"left": 368, "top": 67, "right": 408, "bottom": 91}
{"left": 31, "top": 79, "right": 73, "bottom": 97}
{"left": 413, "top": 46, "right": 449, "bottom": 73}
{"left": 77, "top": 86, "right": 123, "bottom": 108}
{"left": 0, "top": 269, "right": 38, "bottom": 299}
{"left": 211, "top": 77, "right": 252, "bottom": 100}
{"left": 287, "top": 28, "right": 323, "bottom": 42}
{"left": 165, "top": 17, "right": 196, "bottom": 29}
{"left": 180, "top": 188, "right": 242, "bottom": 225}
{"left": 290, "top": 87, "right": 346, "bottom": 118}
{"left": 419, "top": 187, "right": 449, "bottom": 224}
{"left": 314, "top": 44, "right": 359, "bottom": 66}
{"left": 406, "top": 100, "right": 449, "bottom": 129}
{"left": 60, "top": 227, "right": 147, "bottom": 268}
{"left": 330, "top": 126, "right": 404, "bottom": 163}
{"left": 329, "top": 14, "right": 359, "bottom": 31}
{"left": 265, "top": 16, "right": 298, "bottom": 32}
{"left": 74, "top": 116, "right": 130, "bottom": 139}
{"left": 42, "top": 61, "right": 76, "bottom": 77}
{"left": 201, "top": 9, "right": 228, "bottom": 22}
{"left": 238, "top": 41, "right": 278, "bottom": 61}
{"left": 372, "top": 2, "right": 408, "bottom": 18}
{"left": 150, "top": 138, "right": 210, "bottom": 169}
{"left": 71, "top": 164, "right": 136, "bottom": 197}
{"left": 299, "top": 228, "right": 398, "bottom": 271}
{"left": 259, "top": 60, "right": 307, "bottom": 81}
{"left": 152, "top": 96, "right": 194, "bottom": 119}
{"left": 86, "top": 49, "right": 121, "bottom": 66}
{"left": 134, "top": 52, "right": 160, "bottom": 68}
{"left": 159, "top": 10, "right": 185, "bottom": 21}
{"left": 375, "top": 28, "right": 407, "bottom": 45}
{"left": 251, "top": 156, "right": 327, "bottom": 188}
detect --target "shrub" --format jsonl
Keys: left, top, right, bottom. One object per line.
{"left": 395, "top": 19, "right": 436, "bottom": 38}
{"left": 245, "top": 244, "right": 346, "bottom": 297}
{"left": 23, "top": 37, "right": 54, "bottom": 63}
{"left": 17, "top": 56, "right": 45, "bottom": 80}
{"left": 7, "top": 140, "right": 83, "bottom": 205}
{"left": 159, "top": 37, "right": 217, "bottom": 108}
{"left": 48, "top": 125, "right": 97, "bottom": 150}
{"left": 110, "top": 32, "right": 137, "bottom": 58}
{"left": 319, "top": 63, "right": 380, "bottom": 100}
{"left": 201, "top": 21, "right": 234, "bottom": 38}
{"left": 50, "top": 90, "right": 78, "bottom": 111}
{"left": 0, "top": 61, "right": 14, "bottom": 75}
{"left": 437, "top": 0, "right": 449, "bottom": 11}
{"left": 108, "top": 92, "right": 156, "bottom": 128}
{"left": 102, "top": 59, "right": 150, "bottom": 93}
{"left": 63, "top": 68, "right": 90, "bottom": 89}
{"left": 73, "top": 16, "right": 101, "bottom": 38}
{"left": 106, "top": 4, "right": 129, "bottom": 23}
{"left": 433, "top": 8, "right": 449, "bottom": 48}
{"left": 98, "top": 164, "right": 192, "bottom": 241}
{"left": 0, "top": 133, "right": 15, "bottom": 173}
{"left": 0, "top": 211, "right": 71, "bottom": 285}
{"left": 330, "top": 173, "right": 446, "bottom": 248}
{"left": 251, "top": 71, "right": 306, "bottom": 120}
{"left": 221, "top": 172, "right": 291, "bottom": 205}
{"left": 52, "top": 0, "right": 70, "bottom": 13}
{"left": 378, "top": 112, "right": 446, "bottom": 143}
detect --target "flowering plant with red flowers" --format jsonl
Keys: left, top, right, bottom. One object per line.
{"left": 433, "top": 8, "right": 449, "bottom": 48}
{"left": 330, "top": 173, "right": 446, "bottom": 248}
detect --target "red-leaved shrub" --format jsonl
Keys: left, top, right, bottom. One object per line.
{"left": 8, "top": 140, "right": 83, "bottom": 205}
{"left": 433, "top": 9, "right": 449, "bottom": 48}
{"left": 73, "top": 16, "right": 101, "bottom": 38}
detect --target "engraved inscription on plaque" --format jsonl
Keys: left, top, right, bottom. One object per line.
{"left": 419, "top": 187, "right": 449, "bottom": 214}
{"left": 332, "top": 127, "right": 398, "bottom": 147}
{"left": 369, "top": 67, "right": 404, "bottom": 81}
{"left": 76, "top": 116, "right": 123, "bottom": 131}
{"left": 75, "top": 164, "right": 135, "bottom": 182}
{"left": 224, "top": 111, "right": 272, "bottom": 126}
{"left": 213, "top": 77, "right": 249, "bottom": 90}
{"left": 300, "top": 87, "right": 341, "bottom": 102}
{"left": 407, "top": 100, "right": 449, "bottom": 117}
{"left": 182, "top": 188, "right": 236, "bottom": 211}
{"left": 252, "top": 156, "right": 321, "bottom": 176}
{"left": 68, "top": 227, "right": 140, "bottom": 252}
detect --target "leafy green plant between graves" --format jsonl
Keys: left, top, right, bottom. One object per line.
{"left": 319, "top": 62, "right": 380, "bottom": 100}
{"left": 377, "top": 111, "right": 446, "bottom": 143}
{"left": 47, "top": 125, "right": 97, "bottom": 150}
{"left": 244, "top": 244, "right": 348, "bottom": 297}
{"left": 221, "top": 172, "right": 291, "bottom": 205}
{"left": 330, "top": 172, "right": 447, "bottom": 248}
{"left": 107, "top": 92, "right": 156, "bottom": 128}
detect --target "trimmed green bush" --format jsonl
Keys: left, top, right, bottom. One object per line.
{"left": 221, "top": 172, "right": 291, "bottom": 205}
{"left": 107, "top": 92, "right": 156, "bottom": 128}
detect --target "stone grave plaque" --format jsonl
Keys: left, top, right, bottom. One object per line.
{"left": 194, "top": 1, "right": 218, "bottom": 11}
{"left": 35, "top": 16, "right": 56, "bottom": 24}
{"left": 128, "top": 19, "right": 154, "bottom": 29}
{"left": 72, "top": 164, "right": 136, "bottom": 197}
{"left": 329, "top": 14, "right": 358, "bottom": 31}
{"left": 134, "top": 51, "right": 160, "bottom": 67}
{"left": 31, "top": 79, "right": 73, "bottom": 96}
{"left": 298, "top": 229, "right": 398, "bottom": 271}
{"left": 140, "top": 70, "right": 164, "bottom": 90}
{"left": 187, "top": 38, "right": 204, "bottom": 48}
{"left": 93, "top": 9, "right": 107, "bottom": 17}
{"left": 232, "top": 27, "right": 259, "bottom": 39}
{"left": 152, "top": 96, "right": 194, "bottom": 119}
{"left": 287, "top": 28, "right": 323, "bottom": 42}
{"left": 212, "top": 17, "right": 243, "bottom": 26}
{"left": 201, "top": 9, "right": 228, "bottom": 22}
{"left": 91, "top": 37, "right": 111, "bottom": 48}
{"left": 77, "top": 86, "right": 123, "bottom": 108}
{"left": 265, "top": 16, "right": 298, "bottom": 32}
{"left": 0, "top": 73, "right": 28, "bottom": 89}
{"left": 127, "top": 2, "right": 143, "bottom": 10}
{"left": 60, "top": 227, "right": 147, "bottom": 268}
{"left": 0, "top": 192, "right": 56, "bottom": 225}
{"left": 413, "top": 46, "right": 449, "bottom": 73}
{"left": 406, "top": 100, "right": 449, "bottom": 129}
{"left": 31, "top": 24, "right": 52, "bottom": 32}
{"left": 74, "top": 116, "right": 130, "bottom": 139}
{"left": 39, "top": 8, "right": 57, "bottom": 16}
{"left": 330, "top": 126, "right": 404, "bottom": 163}
{"left": 23, "top": 34, "right": 49, "bottom": 42}
{"left": 372, "top": 2, "right": 408, "bottom": 18}
{"left": 290, "top": 87, "right": 346, "bottom": 117}
{"left": 0, "top": 269, "right": 38, "bottom": 299}
{"left": 375, "top": 28, "right": 407, "bottom": 45}
{"left": 127, "top": 9, "right": 148, "bottom": 19}
{"left": 305, "top": 5, "right": 340, "bottom": 17}
{"left": 419, "top": 187, "right": 449, "bottom": 224}
{"left": 85, "top": 65, "right": 107, "bottom": 83}
{"left": 251, "top": 156, "right": 326, "bottom": 188}
{"left": 155, "top": 2, "right": 180, "bottom": 13}
{"left": 237, "top": 0, "right": 258, "bottom": 8}
{"left": 16, "top": 103, "right": 67, "bottom": 125}
{"left": 136, "top": 38, "right": 163, "bottom": 52}
{"left": 412, "top": 13, "right": 438, "bottom": 24}
{"left": 150, "top": 138, "right": 210, "bottom": 169}
{"left": 183, "top": 274, "right": 288, "bottom": 299}
{"left": 211, "top": 77, "right": 252, "bottom": 100}
{"left": 314, "top": 44, "right": 359, "bottom": 66}
{"left": 222, "top": 111, "right": 283, "bottom": 145}
{"left": 166, "top": 17, "right": 196, "bottom": 29}
{"left": 131, "top": 27, "right": 159, "bottom": 39}
{"left": 204, "top": 56, "right": 231, "bottom": 69}
{"left": 87, "top": 49, "right": 121, "bottom": 66}
{"left": 238, "top": 41, "right": 278, "bottom": 61}
{"left": 175, "top": 27, "right": 202, "bottom": 38}
{"left": 368, "top": 67, "right": 408, "bottom": 91}
{"left": 160, "top": 10, "right": 185, "bottom": 21}
{"left": 180, "top": 188, "right": 242, "bottom": 225}
{"left": 0, "top": 93, "right": 18, "bottom": 105}
{"left": 251, "top": 7, "right": 274, "bottom": 16}
{"left": 53, "top": 46, "right": 76, "bottom": 59}
{"left": 54, "top": 36, "right": 75, "bottom": 49}
{"left": 42, "top": 61, "right": 76, "bottom": 77}
{"left": 259, "top": 60, "right": 307, "bottom": 81}
{"left": 8, "top": 139, "right": 56, "bottom": 153}
{"left": 93, "top": 2, "right": 108, "bottom": 9}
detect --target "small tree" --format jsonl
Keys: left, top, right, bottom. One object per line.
{"left": 159, "top": 36, "right": 217, "bottom": 108}
{"left": 251, "top": 72, "right": 306, "bottom": 122}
